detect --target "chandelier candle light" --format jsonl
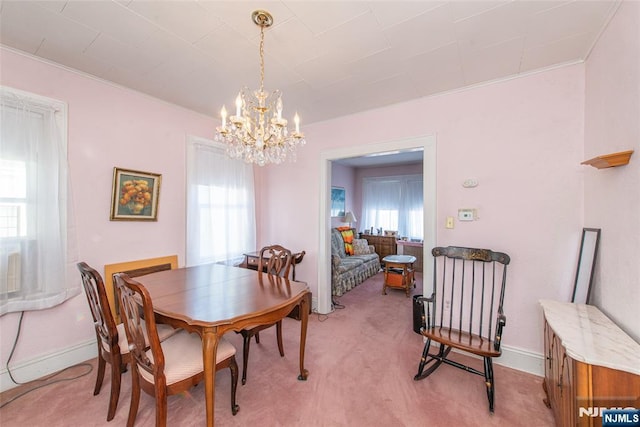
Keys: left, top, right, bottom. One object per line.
{"left": 215, "top": 10, "right": 306, "bottom": 166}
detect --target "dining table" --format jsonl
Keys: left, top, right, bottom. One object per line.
{"left": 133, "top": 263, "right": 311, "bottom": 427}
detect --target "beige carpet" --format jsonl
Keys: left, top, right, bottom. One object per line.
{"left": 0, "top": 271, "right": 555, "bottom": 426}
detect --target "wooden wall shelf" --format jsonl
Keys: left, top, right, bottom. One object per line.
{"left": 581, "top": 150, "right": 633, "bottom": 169}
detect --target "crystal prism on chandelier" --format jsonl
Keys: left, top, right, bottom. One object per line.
{"left": 215, "top": 10, "right": 305, "bottom": 166}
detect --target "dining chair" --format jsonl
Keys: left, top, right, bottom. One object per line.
{"left": 238, "top": 244, "right": 293, "bottom": 385}
{"left": 77, "top": 262, "right": 130, "bottom": 421}
{"left": 78, "top": 262, "right": 179, "bottom": 421}
{"left": 114, "top": 272, "right": 239, "bottom": 427}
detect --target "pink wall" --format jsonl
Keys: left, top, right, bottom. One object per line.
{"left": 257, "top": 65, "right": 585, "bottom": 355}
{"left": 584, "top": 1, "right": 640, "bottom": 341}
{"left": 0, "top": 48, "right": 214, "bottom": 369}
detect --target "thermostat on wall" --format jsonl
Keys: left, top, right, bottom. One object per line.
{"left": 458, "top": 209, "right": 476, "bottom": 221}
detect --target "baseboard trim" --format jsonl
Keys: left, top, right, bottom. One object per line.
{"left": 0, "top": 339, "right": 97, "bottom": 393}
{"left": 497, "top": 344, "right": 544, "bottom": 377}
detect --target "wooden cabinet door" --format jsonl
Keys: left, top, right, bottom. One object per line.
{"left": 559, "top": 352, "right": 575, "bottom": 427}
{"left": 543, "top": 321, "right": 555, "bottom": 409}
{"left": 551, "top": 334, "right": 564, "bottom": 424}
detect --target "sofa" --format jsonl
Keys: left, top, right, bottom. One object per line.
{"left": 331, "top": 227, "right": 381, "bottom": 297}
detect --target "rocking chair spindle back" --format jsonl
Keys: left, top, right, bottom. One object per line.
{"left": 414, "top": 246, "right": 510, "bottom": 413}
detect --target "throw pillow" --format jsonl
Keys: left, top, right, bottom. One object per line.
{"left": 339, "top": 228, "right": 354, "bottom": 255}
{"left": 353, "top": 239, "right": 370, "bottom": 255}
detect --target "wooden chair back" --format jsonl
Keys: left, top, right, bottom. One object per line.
{"left": 77, "top": 261, "right": 128, "bottom": 421}
{"left": 429, "top": 246, "right": 510, "bottom": 353}
{"left": 78, "top": 262, "right": 120, "bottom": 355}
{"left": 114, "top": 273, "right": 168, "bottom": 389}
{"left": 258, "top": 245, "right": 293, "bottom": 278}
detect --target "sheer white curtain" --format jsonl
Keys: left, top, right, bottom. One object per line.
{"left": 361, "top": 175, "right": 423, "bottom": 240}
{"left": 0, "top": 86, "right": 79, "bottom": 315}
{"left": 186, "top": 136, "right": 256, "bottom": 266}
{"left": 361, "top": 178, "right": 402, "bottom": 233}
{"left": 403, "top": 177, "right": 424, "bottom": 240}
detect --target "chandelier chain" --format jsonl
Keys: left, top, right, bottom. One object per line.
{"left": 259, "top": 24, "right": 265, "bottom": 93}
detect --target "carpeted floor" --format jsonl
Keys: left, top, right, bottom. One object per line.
{"left": 0, "top": 271, "right": 555, "bottom": 426}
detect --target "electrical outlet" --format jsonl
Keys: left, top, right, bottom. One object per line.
{"left": 445, "top": 300, "right": 451, "bottom": 310}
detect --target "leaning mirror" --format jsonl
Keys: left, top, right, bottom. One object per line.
{"left": 571, "top": 228, "right": 601, "bottom": 304}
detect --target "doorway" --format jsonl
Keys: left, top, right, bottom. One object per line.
{"left": 317, "top": 135, "right": 437, "bottom": 314}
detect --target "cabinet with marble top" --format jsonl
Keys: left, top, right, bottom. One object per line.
{"left": 539, "top": 300, "right": 640, "bottom": 427}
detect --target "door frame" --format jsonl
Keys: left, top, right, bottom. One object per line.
{"left": 317, "top": 135, "right": 437, "bottom": 314}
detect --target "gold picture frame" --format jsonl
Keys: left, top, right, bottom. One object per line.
{"left": 110, "top": 167, "right": 161, "bottom": 221}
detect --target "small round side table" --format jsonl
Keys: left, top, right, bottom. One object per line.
{"left": 382, "top": 254, "right": 417, "bottom": 297}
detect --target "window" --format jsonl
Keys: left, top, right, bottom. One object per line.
{"left": 186, "top": 136, "right": 256, "bottom": 266}
{"left": 0, "top": 86, "right": 79, "bottom": 315}
{"left": 0, "top": 159, "right": 27, "bottom": 238}
{"left": 361, "top": 175, "right": 423, "bottom": 240}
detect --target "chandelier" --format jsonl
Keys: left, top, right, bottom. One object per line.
{"left": 215, "top": 10, "right": 306, "bottom": 166}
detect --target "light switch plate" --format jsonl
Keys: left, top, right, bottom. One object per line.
{"left": 446, "top": 216, "right": 454, "bottom": 229}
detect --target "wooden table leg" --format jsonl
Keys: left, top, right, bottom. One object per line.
{"left": 382, "top": 265, "right": 388, "bottom": 295}
{"left": 404, "top": 264, "right": 413, "bottom": 297}
{"left": 202, "top": 328, "right": 219, "bottom": 427}
{"left": 297, "top": 292, "right": 310, "bottom": 381}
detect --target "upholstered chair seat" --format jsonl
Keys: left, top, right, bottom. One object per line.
{"left": 138, "top": 333, "right": 236, "bottom": 385}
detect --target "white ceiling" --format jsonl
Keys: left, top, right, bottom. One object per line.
{"left": 0, "top": 0, "right": 620, "bottom": 129}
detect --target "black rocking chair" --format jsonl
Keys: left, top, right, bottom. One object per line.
{"left": 414, "top": 246, "right": 510, "bottom": 413}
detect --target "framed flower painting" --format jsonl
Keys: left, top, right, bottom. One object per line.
{"left": 110, "top": 167, "right": 161, "bottom": 221}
